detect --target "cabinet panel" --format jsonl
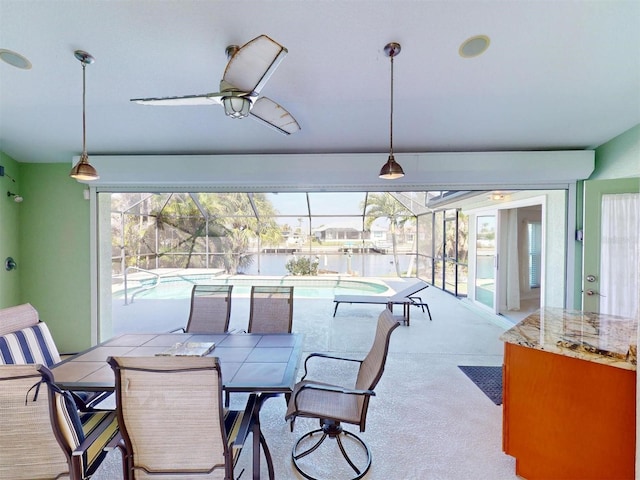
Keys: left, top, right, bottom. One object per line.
{"left": 503, "top": 343, "right": 635, "bottom": 480}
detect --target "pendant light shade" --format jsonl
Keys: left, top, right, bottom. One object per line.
{"left": 70, "top": 152, "right": 99, "bottom": 181}
{"left": 70, "top": 50, "right": 99, "bottom": 181}
{"left": 379, "top": 154, "right": 404, "bottom": 179}
{"left": 379, "top": 42, "right": 404, "bottom": 180}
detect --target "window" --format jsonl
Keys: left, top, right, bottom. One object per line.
{"left": 528, "top": 222, "right": 542, "bottom": 288}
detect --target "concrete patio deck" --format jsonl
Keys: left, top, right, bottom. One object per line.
{"left": 93, "top": 280, "right": 518, "bottom": 479}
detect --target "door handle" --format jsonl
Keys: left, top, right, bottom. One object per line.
{"left": 585, "top": 290, "right": 606, "bottom": 297}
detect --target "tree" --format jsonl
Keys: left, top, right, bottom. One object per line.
{"left": 205, "top": 193, "right": 283, "bottom": 274}
{"left": 361, "top": 193, "right": 413, "bottom": 277}
{"left": 113, "top": 192, "right": 283, "bottom": 274}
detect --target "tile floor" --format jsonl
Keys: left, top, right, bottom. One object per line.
{"left": 94, "top": 282, "right": 519, "bottom": 479}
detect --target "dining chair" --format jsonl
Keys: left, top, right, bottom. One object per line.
{"left": 107, "top": 355, "right": 255, "bottom": 480}
{"left": 285, "top": 308, "right": 400, "bottom": 480}
{"left": 184, "top": 285, "right": 234, "bottom": 334}
{"left": 247, "top": 285, "right": 294, "bottom": 334}
{"left": 240, "top": 285, "right": 295, "bottom": 409}
{"left": 0, "top": 363, "right": 120, "bottom": 480}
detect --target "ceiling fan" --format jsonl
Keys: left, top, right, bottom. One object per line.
{"left": 130, "top": 34, "right": 300, "bottom": 135}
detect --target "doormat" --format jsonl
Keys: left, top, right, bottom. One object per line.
{"left": 458, "top": 365, "right": 502, "bottom": 405}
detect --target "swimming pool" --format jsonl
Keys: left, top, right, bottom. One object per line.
{"left": 113, "top": 273, "right": 391, "bottom": 302}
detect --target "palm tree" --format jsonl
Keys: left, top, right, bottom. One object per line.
{"left": 361, "top": 193, "right": 413, "bottom": 277}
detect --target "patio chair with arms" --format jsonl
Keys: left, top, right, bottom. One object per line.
{"left": 247, "top": 285, "right": 294, "bottom": 334}
{"left": 240, "top": 285, "right": 294, "bottom": 409}
{"left": 107, "top": 355, "right": 256, "bottom": 480}
{"left": 285, "top": 308, "right": 401, "bottom": 480}
{"left": 184, "top": 285, "right": 234, "bottom": 334}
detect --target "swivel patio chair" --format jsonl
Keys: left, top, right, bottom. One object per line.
{"left": 247, "top": 285, "right": 294, "bottom": 334}
{"left": 285, "top": 308, "right": 400, "bottom": 480}
{"left": 184, "top": 285, "right": 234, "bottom": 334}
{"left": 107, "top": 355, "right": 255, "bottom": 480}
{"left": 0, "top": 363, "right": 120, "bottom": 480}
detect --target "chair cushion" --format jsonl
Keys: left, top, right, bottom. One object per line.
{"left": 0, "top": 323, "right": 61, "bottom": 366}
{"left": 0, "top": 324, "right": 112, "bottom": 411}
{"left": 224, "top": 408, "right": 246, "bottom": 466}
{"left": 54, "top": 390, "right": 119, "bottom": 477}
{"left": 0, "top": 303, "right": 39, "bottom": 336}
{"left": 80, "top": 410, "right": 120, "bottom": 476}
{"left": 53, "top": 389, "right": 86, "bottom": 449}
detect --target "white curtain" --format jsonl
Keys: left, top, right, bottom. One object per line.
{"left": 600, "top": 193, "right": 640, "bottom": 319}
{"left": 505, "top": 209, "right": 520, "bottom": 310}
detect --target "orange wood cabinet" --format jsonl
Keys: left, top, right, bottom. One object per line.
{"left": 502, "top": 342, "right": 636, "bottom": 480}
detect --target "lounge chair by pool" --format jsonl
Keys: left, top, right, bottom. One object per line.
{"left": 333, "top": 280, "right": 432, "bottom": 324}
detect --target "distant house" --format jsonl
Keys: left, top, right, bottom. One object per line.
{"left": 312, "top": 221, "right": 394, "bottom": 247}
{"left": 313, "top": 221, "right": 363, "bottom": 242}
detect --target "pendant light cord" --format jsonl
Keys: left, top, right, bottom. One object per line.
{"left": 82, "top": 62, "right": 87, "bottom": 155}
{"left": 389, "top": 54, "right": 394, "bottom": 156}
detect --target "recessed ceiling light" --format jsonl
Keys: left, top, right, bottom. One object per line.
{"left": 459, "top": 35, "right": 490, "bottom": 58}
{"left": 0, "top": 49, "right": 32, "bottom": 69}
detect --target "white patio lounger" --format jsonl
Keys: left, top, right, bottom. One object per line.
{"left": 333, "top": 280, "right": 432, "bottom": 325}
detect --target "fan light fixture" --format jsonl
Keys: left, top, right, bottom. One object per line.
{"left": 70, "top": 50, "right": 99, "bottom": 181}
{"left": 222, "top": 95, "right": 252, "bottom": 118}
{"left": 379, "top": 42, "right": 404, "bottom": 180}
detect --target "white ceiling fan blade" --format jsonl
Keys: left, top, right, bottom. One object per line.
{"left": 223, "top": 35, "right": 287, "bottom": 95}
{"left": 131, "top": 93, "right": 225, "bottom": 106}
{"left": 249, "top": 97, "right": 300, "bottom": 135}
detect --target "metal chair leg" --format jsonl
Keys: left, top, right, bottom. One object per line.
{"left": 259, "top": 431, "right": 275, "bottom": 480}
{"left": 291, "top": 421, "right": 372, "bottom": 480}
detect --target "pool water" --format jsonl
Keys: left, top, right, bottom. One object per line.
{"left": 113, "top": 275, "right": 390, "bottom": 301}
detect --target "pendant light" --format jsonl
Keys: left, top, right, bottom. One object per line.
{"left": 379, "top": 42, "right": 404, "bottom": 180}
{"left": 70, "top": 50, "right": 99, "bottom": 181}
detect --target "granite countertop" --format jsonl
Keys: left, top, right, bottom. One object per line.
{"left": 500, "top": 307, "right": 638, "bottom": 370}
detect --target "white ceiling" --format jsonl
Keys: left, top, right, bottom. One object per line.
{"left": 1, "top": 0, "right": 639, "bottom": 165}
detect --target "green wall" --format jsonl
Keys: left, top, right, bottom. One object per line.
{"left": 0, "top": 153, "right": 22, "bottom": 307}
{"left": 591, "top": 123, "right": 640, "bottom": 180}
{"left": 20, "top": 163, "right": 91, "bottom": 353}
